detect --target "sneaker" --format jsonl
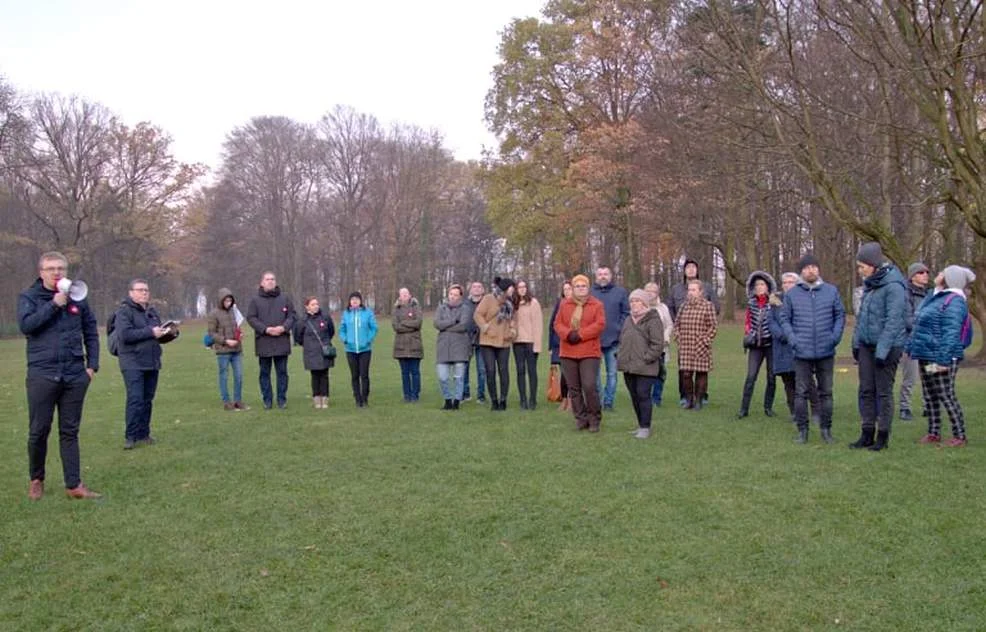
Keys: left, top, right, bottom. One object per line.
{"left": 603, "top": 403, "right": 614, "bottom": 411}
{"left": 944, "top": 437, "right": 967, "bottom": 447}
{"left": 263, "top": 402, "right": 273, "bottom": 410}
{"left": 899, "top": 410, "right": 913, "bottom": 421}
{"left": 137, "top": 436, "right": 155, "bottom": 446}
{"left": 477, "top": 397, "right": 487, "bottom": 404}
{"left": 679, "top": 398, "right": 688, "bottom": 408}
{"left": 462, "top": 396, "right": 472, "bottom": 402}
{"left": 918, "top": 434, "right": 941, "bottom": 444}
{"left": 28, "top": 479, "right": 44, "bottom": 501}
{"left": 233, "top": 401, "right": 251, "bottom": 411}
{"left": 123, "top": 439, "right": 136, "bottom": 450}
{"left": 223, "top": 402, "right": 235, "bottom": 411}
{"left": 65, "top": 484, "right": 101, "bottom": 499}
{"left": 633, "top": 428, "right": 651, "bottom": 439}
{"left": 277, "top": 401, "right": 287, "bottom": 409}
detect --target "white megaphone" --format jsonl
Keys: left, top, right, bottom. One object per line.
{"left": 56, "top": 278, "right": 89, "bottom": 302}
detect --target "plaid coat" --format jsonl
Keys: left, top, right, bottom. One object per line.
{"left": 674, "top": 297, "right": 718, "bottom": 372}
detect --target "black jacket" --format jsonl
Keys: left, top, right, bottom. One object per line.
{"left": 293, "top": 310, "right": 336, "bottom": 371}
{"left": 18, "top": 278, "right": 99, "bottom": 382}
{"left": 246, "top": 286, "right": 296, "bottom": 357}
{"left": 114, "top": 298, "right": 163, "bottom": 371}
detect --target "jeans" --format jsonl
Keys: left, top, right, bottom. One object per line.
{"left": 347, "top": 351, "right": 372, "bottom": 404}
{"left": 624, "top": 373, "right": 657, "bottom": 428}
{"left": 794, "top": 356, "right": 834, "bottom": 430}
{"left": 122, "top": 369, "right": 159, "bottom": 441}
{"left": 596, "top": 344, "right": 619, "bottom": 407}
{"left": 259, "top": 355, "right": 289, "bottom": 407}
{"left": 310, "top": 369, "right": 329, "bottom": 397}
{"left": 437, "top": 362, "right": 466, "bottom": 401}
{"left": 513, "top": 342, "right": 538, "bottom": 406}
{"left": 898, "top": 352, "right": 923, "bottom": 414}
{"left": 463, "top": 345, "right": 487, "bottom": 400}
{"left": 398, "top": 358, "right": 421, "bottom": 401}
{"left": 27, "top": 375, "right": 89, "bottom": 488}
{"left": 562, "top": 357, "right": 602, "bottom": 429}
{"left": 651, "top": 353, "right": 666, "bottom": 405}
{"left": 217, "top": 352, "right": 243, "bottom": 403}
{"left": 481, "top": 346, "right": 511, "bottom": 401}
{"left": 857, "top": 345, "right": 903, "bottom": 432}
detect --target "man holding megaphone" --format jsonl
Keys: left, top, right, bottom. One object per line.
{"left": 17, "top": 251, "right": 101, "bottom": 500}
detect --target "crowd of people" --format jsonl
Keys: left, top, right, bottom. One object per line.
{"left": 17, "top": 249, "right": 977, "bottom": 500}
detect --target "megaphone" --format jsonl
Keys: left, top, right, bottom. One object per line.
{"left": 56, "top": 278, "right": 88, "bottom": 302}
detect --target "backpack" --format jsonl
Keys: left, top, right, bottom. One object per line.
{"left": 106, "top": 310, "right": 121, "bottom": 357}
{"left": 942, "top": 294, "right": 974, "bottom": 349}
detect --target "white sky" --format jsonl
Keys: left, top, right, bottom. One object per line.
{"left": 0, "top": 0, "right": 544, "bottom": 169}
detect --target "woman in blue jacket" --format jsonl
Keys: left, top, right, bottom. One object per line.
{"left": 907, "top": 266, "right": 975, "bottom": 447}
{"left": 338, "top": 291, "right": 377, "bottom": 408}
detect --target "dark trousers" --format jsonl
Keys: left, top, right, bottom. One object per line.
{"left": 678, "top": 367, "right": 710, "bottom": 401}
{"left": 857, "top": 345, "right": 902, "bottom": 432}
{"left": 481, "top": 346, "right": 511, "bottom": 401}
{"left": 740, "top": 347, "right": 776, "bottom": 413}
{"left": 310, "top": 369, "right": 329, "bottom": 397}
{"left": 259, "top": 355, "right": 289, "bottom": 406}
{"left": 463, "top": 345, "right": 487, "bottom": 400}
{"left": 778, "top": 372, "right": 820, "bottom": 417}
{"left": 122, "top": 369, "right": 159, "bottom": 441}
{"left": 794, "top": 356, "right": 834, "bottom": 430}
{"left": 681, "top": 371, "right": 708, "bottom": 402}
{"left": 513, "top": 343, "right": 538, "bottom": 405}
{"left": 27, "top": 376, "right": 89, "bottom": 488}
{"left": 624, "top": 373, "right": 657, "bottom": 429}
{"left": 398, "top": 358, "right": 421, "bottom": 401}
{"left": 346, "top": 351, "right": 372, "bottom": 404}
{"left": 561, "top": 357, "right": 602, "bottom": 429}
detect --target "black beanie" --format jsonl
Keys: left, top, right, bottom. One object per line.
{"left": 797, "top": 253, "right": 820, "bottom": 272}
{"left": 856, "top": 242, "right": 885, "bottom": 268}
{"left": 493, "top": 276, "right": 514, "bottom": 292}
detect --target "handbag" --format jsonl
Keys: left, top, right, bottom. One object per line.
{"left": 742, "top": 332, "right": 757, "bottom": 349}
{"left": 307, "top": 320, "right": 337, "bottom": 359}
{"left": 547, "top": 365, "right": 563, "bottom": 402}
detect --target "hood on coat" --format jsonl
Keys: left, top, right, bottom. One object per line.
{"left": 745, "top": 271, "right": 777, "bottom": 298}
{"left": 217, "top": 287, "right": 235, "bottom": 310}
{"left": 394, "top": 296, "right": 420, "bottom": 309}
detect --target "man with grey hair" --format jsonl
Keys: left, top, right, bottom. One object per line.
{"left": 899, "top": 262, "right": 931, "bottom": 421}
{"left": 18, "top": 251, "right": 101, "bottom": 499}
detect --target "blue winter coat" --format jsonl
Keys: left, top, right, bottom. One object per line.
{"left": 591, "top": 283, "right": 629, "bottom": 349}
{"left": 114, "top": 298, "right": 164, "bottom": 371}
{"left": 780, "top": 280, "right": 846, "bottom": 360}
{"left": 767, "top": 293, "right": 794, "bottom": 374}
{"left": 18, "top": 278, "right": 100, "bottom": 382}
{"left": 339, "top": 307, "right": 377, "bottom": 353}
{"left": 852, "top": 264, "right": 908, "bottom": 361}
{"left": 907, "top": 290, "right": 969, "bottom": 364}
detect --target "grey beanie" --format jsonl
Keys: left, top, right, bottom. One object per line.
{"left": 942, "top": 265, "right": 976, "bottom": 291}
{"left": 856, "top": 242, "right": 885, "bottom": 268}
{"left": 906, "top": 262, "right": 929, "bottom": 280}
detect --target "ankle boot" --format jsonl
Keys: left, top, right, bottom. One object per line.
{"left": 313, "top": 396, "right": 320, "bottom": 409}
{"left": 868, "top": 429, "right": 890, "bottom": 451}
{"left": 795, "top": 426, "right": 809, "bottom": 444}
{"left": 820, "top": 427, "right": 835, "bottom": 444}
{"left": 735, "top": 409, "right": 749, "bottom": 420}
{"left": 452, "top": 399, "right": 460, "bottom": 410}
{"left": 491, "top": 399, "right": 499, "bottom": 411}
{"left": 849, "top": 427, "right": 875, "bottom": 449}
{"left": 529, "top": 397, "right": 536, "bottom": 411}
{"left": 500, "top": 399, "right": 507, "bottom": 411}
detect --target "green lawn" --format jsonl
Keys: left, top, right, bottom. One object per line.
{"left": 1, "top": 319, "right": 983, "bottom": 631}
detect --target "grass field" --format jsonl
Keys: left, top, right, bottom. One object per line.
{"left": 1, "top": 317, "right": 983, "bottom": 631}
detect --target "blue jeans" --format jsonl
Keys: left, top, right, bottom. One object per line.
{"left": 122, "top": 369, "right": 159, "bottom": 441}
{"left": 463, "top": 346, "right": 486, "bottom": 400}
{"left": 596, "top": 345, "right": 619, "bottom": 407}
{"left": 217, "top": 352, "right": 243, "bottom": 403}
{"left": 437, "top": 362, "right": 466, "bottom": 401}
{"left": 651, "top": 377, "right": 665, "bottom": 405}
{"left": 259, "top": 355, "right": 289, "bottom": 407}
{"left": 399, "top": 358, "right": 421, "bottom": 401}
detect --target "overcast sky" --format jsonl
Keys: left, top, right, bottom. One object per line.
{"left": 0, "top": 0, "right": 543, "bottom": 169}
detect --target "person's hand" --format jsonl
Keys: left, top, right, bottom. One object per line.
{"left": 152, "top": 326, "right": 167, "bottom": 338}
{"left": 52, "top": 292, "right": 68, "bottom": 307}
{"left": 274, "top": 325, "right": 285, "bottom": 336}
{"left": 86, "top": 368, "right": 95, "bottom": 380}
{"left": 225, "top": 339, "right": 239, "bottom": 347}
{"left": 566, "top": 330, "right": 581, "bottom": 344}
{"left": 265, "top": 326, "right": 278, "bottom": 336}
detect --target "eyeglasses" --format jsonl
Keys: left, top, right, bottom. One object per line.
{"left": 131, "top": 287, "right": 150, "bottom": 293}
{"left": 573, "top": 284, "right": 589, "bottom": 289}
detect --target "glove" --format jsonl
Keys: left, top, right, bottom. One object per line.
{"left": 852, "top": 347, "right": 859, "bottom": 362}
{"left": 566, "top": 330, "right": 581, "bottom": 344}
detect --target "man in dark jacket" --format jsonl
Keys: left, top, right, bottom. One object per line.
{"left": 114, "top": 278, "right": 174, "bottom": 449}
{"left": 898, "top": 262, "right": 930, "bottom": 421}
{"left": 18, "top": 252, "right": 101, "bottom": 500}
{"left": 246, "top": 271, "right": 296, "bottom": 409}
{"left": 780, "top": 254, "right": 846, "bottom": 444}
{"left": 667, "top": 258, "right": 720, "bottom": 405}
{"left": 849, "top": 242, "right": 908, "bottom": 451}
{"left": 591, "top": 266, "right": 629, "bottom": 410}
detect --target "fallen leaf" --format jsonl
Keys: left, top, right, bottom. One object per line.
{"left": 260, "top": 569, "right": 270, "bottom": 577}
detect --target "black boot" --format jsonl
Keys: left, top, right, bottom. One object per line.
{"left": 764, "top": 408, "right": 775, "bottom": 418}
{"left": 528, "top": 397, "right": 536, "bottom": 411}
{"left": 442, "top": 399, "right": 452, "bottom": 410}
{"left": 868, "top": 429, "right": 890, "bottom": 451}
{"left": 500, "top": 399, "right": 507, "bottom": 411}
{"left": 849, "top": 427, "right": 875, "bottom": 449}
{"left": 820, "top": 427, "right": 835, "bottom": 444}
{"left": 736, "top": 409, "right": 749, "bottom": 420}
{"left": 519, "top": 397, "right": 528, "bottom": 410}
{"left": 795, "top": 426, "right": 809, "bottom": 444}
{"left": 491, "top": 399, "right": 499, "bottom": 411}
{"left": 452, "top": 399, "right": 460, "bottom": 410}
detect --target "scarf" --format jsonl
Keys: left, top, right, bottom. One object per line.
{"left": 570, "top": 294, "right": 589, "bottom": 329}
{"left": 496, "top": 296, "right": 514, "bottom": 322}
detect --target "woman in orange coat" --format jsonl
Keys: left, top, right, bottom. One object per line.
{"left": 553, "top": 274, "right": 607, "bottom": 431}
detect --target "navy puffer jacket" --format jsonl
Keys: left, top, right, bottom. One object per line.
{"left": 852, "top": 264, "right": 908, "bottom": 361}
{"left": 114, "top": 298, "right": 164, "bottom": 371}
{"left": 18, "top": 279, "right": 100, "bottom": 381}
{"left": 780, "top": 280, "right": 846, "bottom": 360}
{"left": 907, "top": 290, "right": 969, "bottom": 364}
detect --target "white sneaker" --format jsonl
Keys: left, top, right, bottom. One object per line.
{"left": 633, "top": 428, "right": 651, "bottom": 439}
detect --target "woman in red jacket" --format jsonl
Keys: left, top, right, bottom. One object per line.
{"left": 553, "top": 274, "right": 607, "bottom": 432}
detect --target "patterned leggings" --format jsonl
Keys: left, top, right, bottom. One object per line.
{"left": 918, "top": 360, "right": 966, "bottom": 439}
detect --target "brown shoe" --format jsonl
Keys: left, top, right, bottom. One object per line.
{"left": 65, "top": 484, "right": 102, "bottom": 500}
{"left": 224, "top": 402, "right": 235, "bottom": 411}
{"left": 233, "top": 401, "right": 250, "bottom": 411}
{"left": 28, "top": 479, "right": 44, "bottom": 501}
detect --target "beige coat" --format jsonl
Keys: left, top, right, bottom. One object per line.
{"left": 474, "top": 294, "right": 515, "bottom": 348}
{"left": 513, "top": 298, "right": 543, "bottom": 353}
